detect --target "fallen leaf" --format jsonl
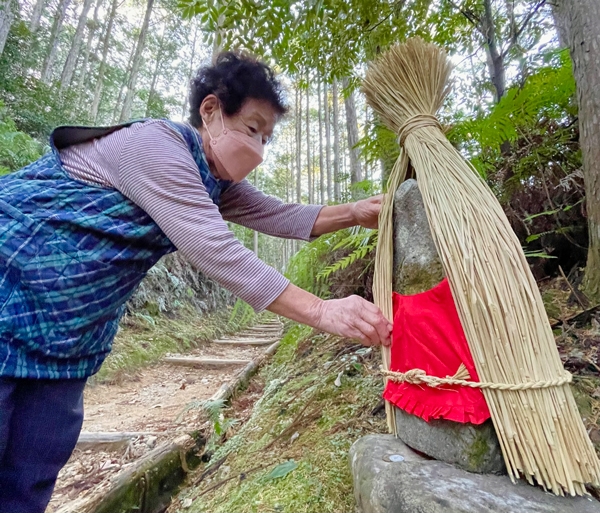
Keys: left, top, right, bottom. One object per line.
{"left": 264, "top": 460, "right": 298, "bottom": 481}
{"left": 334, "top": 371, "right": 343, "bottom": 387}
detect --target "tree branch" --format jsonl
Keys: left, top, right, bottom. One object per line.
{"left": 446, "top": 0, "right": 485, "bottom": 36}
{"left": 501, "top": 0, "right": 547, "bottom": 58}
{"left": 366, "top": 1, "right": 406, "bottom": 33}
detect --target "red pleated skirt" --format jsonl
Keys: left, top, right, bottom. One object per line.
{"left": 383, "top": 278, "right": 491, "bottom": 424}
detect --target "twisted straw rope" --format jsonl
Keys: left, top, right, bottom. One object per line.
{"left": 397, "top": 114, "right": 442, "bottom": 145}
{"left": 381, "top": 364, "right": 573, "bottom": 391}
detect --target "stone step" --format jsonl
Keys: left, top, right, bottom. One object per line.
{"left": 236, "top": 331, "right": 280, "bottom": 336}
{"left": 76, "top": 431, "right": 156, "bottom": 451}
{"left": 213, "top": 338, "right": 276, "bottom": 346}
{"left": 163, "top": 357, "right": 251, "bottom": 368}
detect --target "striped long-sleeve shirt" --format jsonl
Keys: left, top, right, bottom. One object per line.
{"left": 59, "top": 119, "right": 323, "bottom": 311}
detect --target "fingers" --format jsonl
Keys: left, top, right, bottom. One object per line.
{"left": 353, "top": 195, "right": 383, "bottom": 229}
{"left": 316, "top": 296, "right": 392, "bottom": 347}
{"left": 353, "top": 318, "right": 381, "bottom": 346}
{"left": 358, "top": 298, "right": 392, "bottom": 346}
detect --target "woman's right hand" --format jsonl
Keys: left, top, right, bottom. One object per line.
{"left": 312, "top": 296, "right": 392, "bottom": 346}
{"left": 267, "top": 283, "right": 392, "bottom": 347}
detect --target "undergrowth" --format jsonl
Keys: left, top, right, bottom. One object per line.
{"left": 170, "top": 325, "right": 387, "bottom": 513}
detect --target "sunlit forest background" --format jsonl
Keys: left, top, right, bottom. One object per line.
{"left": 0, "top": 0, "right": 594, "bottom": 309}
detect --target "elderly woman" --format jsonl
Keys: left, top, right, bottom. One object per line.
{"left": 0, "top": 51, "right": 391, "bottom": 512}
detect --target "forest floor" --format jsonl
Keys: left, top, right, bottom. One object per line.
{"left": 168, "top": 326, "right": 388, "bottom": 513}
{"left": 47, "top": 309, "right": 278, "bottom": 512}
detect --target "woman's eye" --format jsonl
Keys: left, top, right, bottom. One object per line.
{"left": 248, "top": 126, "right": 257, "bottom": 134}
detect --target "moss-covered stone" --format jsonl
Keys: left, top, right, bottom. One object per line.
{"left": 394, "top": 262, "right": 445, "bottom": 296}
{"left": 467, "top": 429, "right": 494, "bottom": 470}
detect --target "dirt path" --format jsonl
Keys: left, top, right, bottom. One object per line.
{"left": 47, "top": 320, "right": 282, "bottom": 512}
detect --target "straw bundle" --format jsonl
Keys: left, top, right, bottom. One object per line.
{"left": 365, "top": 38, "right": 600, "bottom": 496}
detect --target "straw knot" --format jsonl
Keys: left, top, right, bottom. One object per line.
{"left": 396, "top": 368, "right": 428, "bottom": 385}
{"left": 381, "top": 364, "right": 573, "bottom": 391}
{"left": 397, "top": 114, "right": 442, "bottom": 146}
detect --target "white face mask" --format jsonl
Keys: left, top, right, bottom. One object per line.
{"left": 203, "top": 108, "right": 264, "bottom": 182}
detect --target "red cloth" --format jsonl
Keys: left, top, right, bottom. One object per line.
{"left": 383, "top": 278, "right": 491, "bottom": 424}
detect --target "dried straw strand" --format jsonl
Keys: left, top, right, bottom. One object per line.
{"left": 365, "top": 37, "right": 600, "bottom": 496}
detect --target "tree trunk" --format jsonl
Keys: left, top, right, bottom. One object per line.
{"left": 182, "top": 21, "right": 199, "bottom": 120}
{"left": 0, "top": 0, "right": 14, "bottom": 58}
{"left": 332, "top": 79, "right": 341, "bottom": 202}
{"left": 323, "top": 81, "right": 332, "bottom": 203}
{"left": 112, "top": 81, "right": 126, "bottom": 123}
{"left": 119, "top": 0, "right": 155, "bottom": 122}
{"left": 481, "top": 0, "right": 506, "bottom": 103}
{"left": 41, "top": 0, "right": 71, "bottom": 82}
{"left": 90, "top": 0, "right": 117, "bottom": 122}
{"left": 306, "top": 79, "right": 313, "bottom": 204}
{"left": 30, "top": 0, "right": 45, "bottom": 34}
{"left": 76, "top": 0, "right": 102, "bottom": 101}
{"left": 295, "top": 85, "right": 302, "bottom": 203}
{"left": 553, "top": 0, "right": 600, "bottom": 301}
{"left": 145, "top": 27, "right": 166, "bottom": 117}
{"left": 60, "top": 0, "right": 95, "bottom": 92}
{"left": 552, "top": 7, "right": 569, "bottom": 47}
{"left": 342, "top": 77, "right": 362, "bottom": 197}
{"left": 318, "top": 78, "right": 325, "bottom": 205}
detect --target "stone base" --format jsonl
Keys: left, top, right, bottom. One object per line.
{"left": 350, "top": 434, "right": 600, "bottom": 513}
{"left": 394, "top": 408, "right": 505, "bottom": 474}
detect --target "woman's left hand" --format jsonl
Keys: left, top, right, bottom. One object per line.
{"left": 352, "top": 194, "right": 383, "bottom": 229}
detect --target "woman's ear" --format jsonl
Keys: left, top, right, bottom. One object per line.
{"left": 199, "top": 94, "right": 219, "bottom": 123}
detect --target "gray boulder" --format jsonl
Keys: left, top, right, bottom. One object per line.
{"left": 350, "top": 434, "right": 600, "bottom": 513}
{"left": 391, "top": 179, "right": 504, "bottom": 474}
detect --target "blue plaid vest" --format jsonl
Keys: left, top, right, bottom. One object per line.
{"left": 0, "top": 120, "right": 230, "bottom": 379}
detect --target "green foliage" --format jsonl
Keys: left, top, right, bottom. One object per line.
{"left": 286, "top": 227, "right": 376, "bottom": 298}
{"left": 264, "top": 460, "right": 298, "bottom": 481}
{"left": 0, "top": 101, "right": 43, "bottom": 174}
{"left": 178, "top": 0, "right": 435, "bottom": 80}
{"left": 0, "top": 21, "right": 92, "bottom": 137}
{"left": 94, "top": 309, "right": 232, "bottom": 383}
{"left": 317, "top": 229, "right": 377, "bottom": 281}
{"left": 175, "top": 327, "right": 386, "bottom": 513}
{"left": 443, "top": 49, "right": 586, "bottom": 274}
{"left": 129, "top": 253, "right": 232, "bottom": 316}
{"left": 226, "top": 298, "right": 257, "bottom": 331}
{"left": 448, "top": 50, "right": 576, "bottom": 177}
{"left": 177, "top": 397, "right": 240, "bottom": 451}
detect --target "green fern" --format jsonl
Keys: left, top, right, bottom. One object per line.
{"left": 317, "top": 235, "right": 378, "bottom": 281}
{"left": 526, "top": 226, "right": 576, "bottom": 243}
{"left": 448, "top": 49, "right": 576, "bottom": 177}
{"left": 286, "top": 226, "right": 378, "bottom": 294}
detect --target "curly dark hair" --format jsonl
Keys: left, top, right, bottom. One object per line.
{"left": 188, "top": 51, "right": 288, "bottom": 127}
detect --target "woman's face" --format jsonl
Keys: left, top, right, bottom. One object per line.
{"left": 198, "top": 95, "right": 279, "bottom": 180}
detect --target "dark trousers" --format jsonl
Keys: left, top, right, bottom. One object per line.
{"left": 0, "top": 377, "right": 86, "bottom": 513}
